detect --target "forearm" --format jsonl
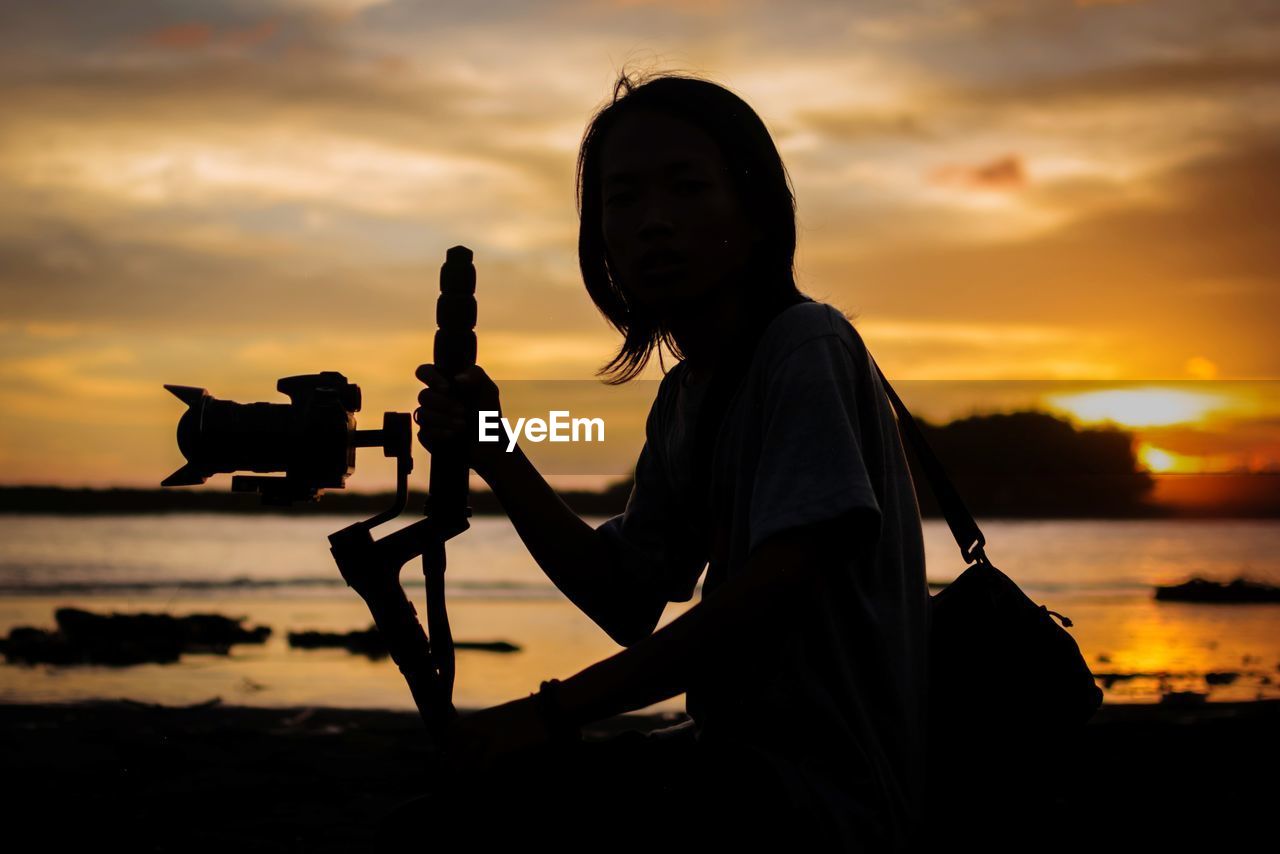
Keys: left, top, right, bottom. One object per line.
{"left": 554, "top": 525, "right": 823, "bottom": 726}
{"left": 477, "top": 445, "right": 662, "bottom": 643}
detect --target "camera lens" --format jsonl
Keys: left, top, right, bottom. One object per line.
{"left": 162, "top": 373, "right": 360, "bottom": 503}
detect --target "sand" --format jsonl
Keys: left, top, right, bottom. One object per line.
{"left": 3, "top": 699, "right": 1274, "bottom": 850}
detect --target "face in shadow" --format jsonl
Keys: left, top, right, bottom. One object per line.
{"left": 598, "top": 109, "right": 759, "bottom": 318}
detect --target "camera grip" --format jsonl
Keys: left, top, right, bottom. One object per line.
{"left": 428, "top": 246, "right": 476, "bottom": 524}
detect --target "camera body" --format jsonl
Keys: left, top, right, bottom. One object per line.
{"left": 163, "top": 371, "right": 361, "bottom": 505}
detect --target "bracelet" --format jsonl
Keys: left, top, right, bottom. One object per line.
{"left": 533, "top": 679, "right": 583, "bottom": 746}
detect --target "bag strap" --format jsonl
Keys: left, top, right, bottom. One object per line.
{"left": 868, "top": 357, "right": 988, "bottom": 565}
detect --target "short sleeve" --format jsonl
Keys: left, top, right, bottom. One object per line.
{"left": 748, "top": 334, "right": 882, "bottom": 556}
{"left": 595, "top": 425, "right": 709, "bottom": 604}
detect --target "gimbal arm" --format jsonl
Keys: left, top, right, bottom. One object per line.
{"left": 329, "top": 504, "right": 465, "bottom": 743}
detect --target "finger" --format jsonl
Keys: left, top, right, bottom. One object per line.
{"left": 430, "top": 411, "right": 469, "bottom": 431}
{"left": 417, "top": 428, "right": 462, "bottom": 452}
{"left": 417, "top": 388, "right": 465, "bottom": 414}
{"left": 414, "top": 407, "right": 461, "bottom": 427}
{"left": 414, "top": 409, "right": 463, "bottom": 429}
{"left": 415, "top": 418, "right": 465, "bottom": 441}
{"left": 451, "top": 365, "right": 491, "bottom": 387}
{"left": 415, "top": 363, "right": 449, "bottom": 390}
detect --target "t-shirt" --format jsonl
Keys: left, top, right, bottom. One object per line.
{"left": 595, "top": 299, "right": 931, "bottom": 850}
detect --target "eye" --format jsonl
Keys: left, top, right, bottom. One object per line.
{"left": 604, "top": 190, "right": 635, "bottom": 207}
{"left": 674, "top": 179, "right": 709, "bottom": 195}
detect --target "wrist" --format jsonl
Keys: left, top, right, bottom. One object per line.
{"left": 532, "top": 678, "right": 584, "bottom": 745}
{"left": 476, "top": 442, "right": 525, "bottom": 484}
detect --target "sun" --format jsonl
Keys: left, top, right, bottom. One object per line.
{"left": 1136, "top": 443, "right": 1202, "bottom": 473}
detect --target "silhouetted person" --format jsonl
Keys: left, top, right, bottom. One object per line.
{"left": 386, "top": 71, "right": 929, "bottom": 851}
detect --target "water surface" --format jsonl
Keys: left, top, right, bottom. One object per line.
{"left": 1, "top": 515, "right": 1276, "bottom": 710}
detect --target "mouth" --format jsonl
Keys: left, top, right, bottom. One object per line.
{"left": 639, "top": 261, "right": 687, "bottom": 279}
{"left": 638, "top": 249, "right": 686, "bottom": 274}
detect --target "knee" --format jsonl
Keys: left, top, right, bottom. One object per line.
{"left": 374, "top": 791, "right": 479, "bottom": 849}
{"left": 374, "top": 792, "right": 433, "bottom": 846}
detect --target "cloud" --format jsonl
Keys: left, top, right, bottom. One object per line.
{"left": 851, "top": 318, "right": 1119, "bottom": 381}
{"left": 807, "top": 136, "right": 1280, "bottom": 377}
{"left": 142, "top": 19, "right": 280, "bottom": 51}
{"left": 947, "top": 54, "right": 1280, "bottom": 108}
{"left": 927, "top": 154, "right": 1027, "bottom": 192}
{"left": 1, "top": 0, "right": 1277, "bottom": 484}
{"left": 143, "top": 22, "right": 217, "bottom": 49}
{"left": 0, "top": 344, "right": 157, "bottom": 426}
{"left": 584, "top": 0, "right": 733, "bottom": 12}
{"left": 0, "top": 206, "right": 610, "bottom": 342}
{"left": 787, "top": 108, "right": 936, "bottom": 143}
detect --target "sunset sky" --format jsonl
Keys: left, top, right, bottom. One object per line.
{"left": 1, "top": 0, "right": 1277, "bottom": 491}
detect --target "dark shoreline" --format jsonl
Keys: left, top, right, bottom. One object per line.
{"left": 3, "top": 698, "right": 1275, "bottom": 849}
{"left": 3, "top": 478, "right": 1280, "bottom": 518}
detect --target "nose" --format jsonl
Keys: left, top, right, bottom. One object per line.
{"left": 637, "top": 190, "right": 675, "bottom": 237}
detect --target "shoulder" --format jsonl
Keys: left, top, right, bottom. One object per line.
{"left": 643, "top": 358, "right": 691, "bottom": 439}
{"left": 651, "top": 359, "right": 690, "bottom": 414}
{"left": 755, "top": 299, "right": 870, "bottom": 378}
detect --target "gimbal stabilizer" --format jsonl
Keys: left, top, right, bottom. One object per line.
{"left": 162, "top": 245, "right": 479, "bottom": 748}
{"left": 328, "top": 245, "right": 478, "bottom": 747}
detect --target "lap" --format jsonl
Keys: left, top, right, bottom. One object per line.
{"left": 376, "top": 723, "right": 808, "bottom": 850}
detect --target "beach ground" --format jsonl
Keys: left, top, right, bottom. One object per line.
{"left": 3, "top": 699, "right": 1274, "bottom": 851}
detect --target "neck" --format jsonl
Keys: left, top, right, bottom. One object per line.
{"left": 665, "top": 284, "right": 748, "bottom": 384}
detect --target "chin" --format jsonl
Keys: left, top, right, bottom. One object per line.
{"left": 626, "top": 282, "right": 680, "bottom": 310}
{"left": 628, "top": 277, "right": 717, "bottom": 315}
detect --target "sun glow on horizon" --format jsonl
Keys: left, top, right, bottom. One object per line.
{"left": 1044, "top": 387, "right": 1230, "bottom": 429}
{"left": 1136, "top": 442, "right": 1205, "bottom": 474}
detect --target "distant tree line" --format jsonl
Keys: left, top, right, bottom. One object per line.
{"left": 0, "top": 411, "right": 1262, "bottom": 519}
{"left": 909, "top": 410, "right": 1157, "bottom": 518}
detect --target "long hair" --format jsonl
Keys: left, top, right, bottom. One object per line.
{"left": 577, "top": 70, "right": 805, "bottom": 384}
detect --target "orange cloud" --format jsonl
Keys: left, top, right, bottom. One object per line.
{"left": 223, "top": 20, "right": 279, "bottom": 49}
{"left": 927, "top": 154, "right": 1027, "bottom": 192}
{"left": 142, "top": 19, "right": 279, "bottom": 52}
{"left": 586, "top": 0, "right": 729, "bottom": 12}
{"left": 144, "top": 22, "right": 216, "bottom": 50}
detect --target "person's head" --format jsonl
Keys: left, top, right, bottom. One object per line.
{"left": 577, "top": 70, "right": 803, "bottom": 384}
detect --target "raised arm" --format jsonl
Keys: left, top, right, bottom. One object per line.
{"left": 477, "top": 443, "right": 667, "bottom": 646}
{"left": 416, "top": 363, "right": 666, "bottom": 646}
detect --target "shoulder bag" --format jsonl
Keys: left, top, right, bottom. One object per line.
{"left": 690, "top": 320, "right": 1104, "bottom": 833}
{"left": 867, "top": 359, "right": 1104, "bottom": 816}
